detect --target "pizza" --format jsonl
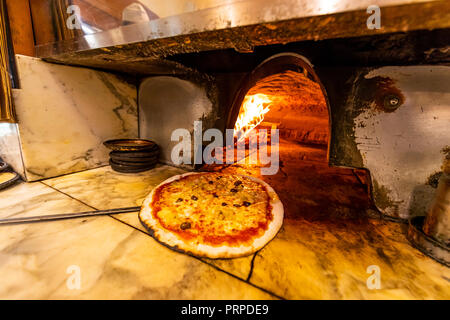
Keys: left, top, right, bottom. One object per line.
{"left": 139, "top": 172, "right": 283, "bottom": 258}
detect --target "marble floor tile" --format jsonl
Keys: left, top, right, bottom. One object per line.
{"left": 42, "top": 165, "right": 255, "bottom": 280}
{"left": 42, "top": 164, "right": 185, "bottom": 213}
{"left": 0, "top": 180, "right": 88, "bottom": 219}
{"left": 41, "top": 165, "right": 450, "bottom": 299}
{"left": 202, "top": 255, "right": 255, "bottom": 281}
{"left": 42, "top": 164, "right": 185, "bottom": 235}
{"left": 249, "top": 218, "right": 450, "bottom": 299}
{"left": 0, "top": 179, "right": 275, "bottom": 299}
{"left": 0, "top": 216, "right": 275, "bottom": 299}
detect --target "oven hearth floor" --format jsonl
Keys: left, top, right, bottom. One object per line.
{"left": 0, "top": 164, "right": 448, "bottom": 299}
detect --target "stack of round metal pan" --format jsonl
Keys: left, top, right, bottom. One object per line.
{"left": 103, "top": 139, "right": 160, "bottom": 173}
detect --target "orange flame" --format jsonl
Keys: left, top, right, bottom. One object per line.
{"left": 233, "top": 94, "right": 272, "bottom": 141}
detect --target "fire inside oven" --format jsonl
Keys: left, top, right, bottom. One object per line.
{"left": 204, "top": 53, "right": 372, "bottom": 221}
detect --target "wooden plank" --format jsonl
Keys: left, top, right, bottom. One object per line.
{"left": 5, "top": 0, "right": 34, "bottom": 56}
{"left": 29, "top": 0, "right": 56, "bottom": 46}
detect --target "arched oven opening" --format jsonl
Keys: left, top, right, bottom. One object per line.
{"left": 227, "top": 53, "right": 330, "bottom": 163}
{"left": 206, "top": 53, "right": 373, "bottom": 221}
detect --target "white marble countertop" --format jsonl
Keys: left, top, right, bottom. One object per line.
{"left": 0, "top": 164, "right": 448, "bottom": 299}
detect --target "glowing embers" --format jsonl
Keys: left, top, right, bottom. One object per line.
{"left": 233, "top": 94, "right": 272, "bottom": 142}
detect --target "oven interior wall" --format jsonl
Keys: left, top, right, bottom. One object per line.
{"left": 239, "top": 69, "right": 329, "bottom": 162}
{"left": 248, "top": 71, "right": 329, "bottom": 143}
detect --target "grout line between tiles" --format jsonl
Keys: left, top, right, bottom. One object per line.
{"left": 198, "top": 259, "right": 285, "bottom": 300}
{"left": 246, "top": 252, "right": 258, "bottom": 282}
{"left": 39, "top": 180, "right": 285, "bottom": 300}
{"left": 33, "top": 165, "right": 110, "bottom": 183}
{"left": 107, "top": 214, "right": 285, "bottom": 300}
{"left": 40, "top": 181, "right": 98, "bottom": 211}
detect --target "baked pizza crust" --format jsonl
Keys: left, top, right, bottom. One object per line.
{"left": 139, "top": 172, "right": 284, "bottom": 259}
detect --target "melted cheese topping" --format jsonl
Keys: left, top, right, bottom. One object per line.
{"left": 151, "top": 173, "right": 272, "bottom": 246}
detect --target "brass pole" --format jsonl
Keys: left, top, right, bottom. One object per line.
{"left": 0, "top": 0, "right": 15, "bottom": 123}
